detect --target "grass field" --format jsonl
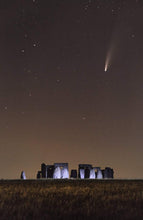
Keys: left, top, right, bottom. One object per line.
{"left": 0, "top": 179, "right": 143, "bottom": 219}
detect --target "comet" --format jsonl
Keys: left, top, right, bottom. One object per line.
{"left": 104, "top": 64, "right": 107, "bottom": 72}
{"left": 104, "top": 53, "right": 110, "bottom": 72}
{"left": 104, "top": 43, "right": 114, "bottom": 72}
{"left": 104, "top": 16, "right": 124, "bottom": 73}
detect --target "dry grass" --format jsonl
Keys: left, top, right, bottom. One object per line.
{"left": 0, "top": 179, "right": 143, "bottom": 219}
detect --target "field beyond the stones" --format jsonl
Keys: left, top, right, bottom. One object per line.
{"left": 0, "top": 179, "right": 143, "bottom": 219}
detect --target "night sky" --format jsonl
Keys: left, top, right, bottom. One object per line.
{"left": 1, "top": 0, "right": 143, "bottom": 179}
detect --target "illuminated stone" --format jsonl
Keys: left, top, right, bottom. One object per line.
{"left": 61, "top": 167, "right": 69, "bottom": 179}
{"left": 89, "top": 169, "right": 95, "bottom": 179}
{"left": 80, "top": 169, "right": 85, "bottom": 179}
{"left": 21, "top": 171, "right": 26, "bottom": 180}
{"left": 97, "top": 168, "right": 103, "bottom": 179}
{"left": 53, "top": 166, "right": 61, "bottom": 179}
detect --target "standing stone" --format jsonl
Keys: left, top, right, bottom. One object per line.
{"left": 85, "top": 168, "right": 90, "bottom": 178}
{"left": 104, "top": 167, "right": 114, "bottom": 179}
{"left": 97, "top": 168, "right": 103, "bottom": 179}
{"left": 70, "top": 170, "right": 77, "bottom": 178}
{"left": 53, "top": 166, "right": 61, "bottom": 179}
{"left": 89, "top": 169, "right": 95, "bottom": 179}
{"left": 41, "top": 163, "right": 47, "bottom": 178}
{"left": 37, "top": 171, "right": 41, "bottom": 179}
{"left": 80, "top": 169, "right": 85, "bottom": 179}
{"left": 21, "top": 171, "right": 26, "bottom": 180}
{"left": 47, "top": 165, "right": 54, "bottom": 178}
{"left": 61, "top": 167, "right": 69, "bottom": 179}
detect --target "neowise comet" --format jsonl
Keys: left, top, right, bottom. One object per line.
{"left": 104, "top": 44, "right": 114, "bottom": 72}
{"left": 104, "top": 52, "right": 110, "bottom": 72}
{"left": 104, "top": 22, "right": 122, "bottom": 73}
{"left": 104, "top": 59, "right": 109, "bottom": 72}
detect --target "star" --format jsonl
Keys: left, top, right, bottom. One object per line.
{"left": 24, "top": 34, "right": 28, "bottom": 38}
{"left": 56, "top": 79, "right": 61, "bottom": 84}
{"left": 28, "top": 92, "right": 32, "bottom": 97}
{"left": 82, "top": 116, "right": 86, "bottom": 120}
{"left": 131, "top": 33, "right": 135, "bottom": 38}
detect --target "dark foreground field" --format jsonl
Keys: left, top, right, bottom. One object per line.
{"left": 0, "top": 179, "right": 143, "bottom": 220}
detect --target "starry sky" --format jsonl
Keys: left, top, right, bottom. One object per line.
{"left": 1, "top": 0, "right": 143, "bottom": 179}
